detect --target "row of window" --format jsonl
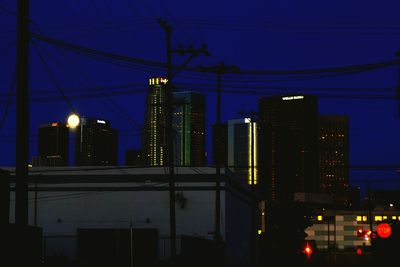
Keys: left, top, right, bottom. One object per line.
{"left": 316, "top": 215, "right": 400, "bottom": 222}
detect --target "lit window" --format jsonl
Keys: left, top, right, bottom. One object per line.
{"left": 383, "top": 216, "right": 387, "bottom": 220}
{"left": 392, "top": 216, "right": 397, "bottom": 220}
{"left": 317, "top": 215, "right": 323, "bottom": 221}
{"left": 356, "top": 216, "right": 362, "bottom": 222}
{"left": 375, "top": 216, "right": 382, "bottom": 222}
{"left": 362, "top": 216, "right": 367, "bottom": 222}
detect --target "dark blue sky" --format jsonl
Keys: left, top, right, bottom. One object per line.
{"left": 1, "top": 0, "right": 400, "bottom": 190}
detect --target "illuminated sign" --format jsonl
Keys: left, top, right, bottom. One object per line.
{"left": 282, "top": 95, "right": 304, "bottom": 101}
{"left": 97, "top": 120, "right": 106, "bottom": 124}
{"left": 377, "top": 223, "right": 392, "bottom": 238}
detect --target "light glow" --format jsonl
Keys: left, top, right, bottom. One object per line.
{"left": 96, "top": 120, "right": 106, "bottom": 124}
{"left": 67, "top": 114, "right": 80, "bottom": 128}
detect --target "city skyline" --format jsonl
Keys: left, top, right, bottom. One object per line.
{"left": 0, "top": 0, "right": 399, "bottom": 194}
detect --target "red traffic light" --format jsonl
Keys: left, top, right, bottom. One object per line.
{"left": 303, "top": 243, "right": 313, "bottom": 257}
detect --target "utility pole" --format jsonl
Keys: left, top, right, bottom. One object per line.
{"left": 15, "top": 0, "right": 30, "bottom": 226}
{"left": 239, "top": 110, "right": 258, "bottom": 267}
{"left": 159, "top": 18, "right": 209, "bottom": 261}
{"left": 396, "top": 51, "right": 400, "bottom": 117}
{"left": 198, "top": 62, "right": 239, "bottom": 242}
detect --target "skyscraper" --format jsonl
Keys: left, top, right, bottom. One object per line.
{"left": 143, "top": 77, "right": 168, "bottom": 166}
{"left": 38, "top": 122, "right": 69, "bottom": 166}
{"left": 319, "top": 115, "right": 349, "bottom": 202}
{"left": 259, "top": 95, "right": 319, "bottom": 202}
{"left": 173, "top": 91, "right": 206, "bottom": 166}
{"left": 227, "top": 118, "right": 258, "bottom": 185}
{"left": 75, "top": 118, "right": 118, "bottom": 166}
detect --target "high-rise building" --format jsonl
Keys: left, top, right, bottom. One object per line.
{"left": 319, "top": 115, "right": 349, "bottom": 202}
{"left": 143, "top": 77, "right": 168, "bottom": 166}
{"left": 259, "top": 95, "right": 319, "bottom": 202}
{"left": 227, "top": 118, "right": 258, "bottom": 185}
{"left": 173, "top": 91, "right": 206, "bottom": 166}
{"left": 38, "top": 122, "right": 69, "bottom": 166}
{"left": 75, "top": 118, "right": 118, "bottom": 166}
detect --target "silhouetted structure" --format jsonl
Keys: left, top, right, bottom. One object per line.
{"left": 143, "top": 77, "right": 168, "bottom": 166}
{"left": 38, "top": 122, "right": 69, "bottom": 166}
{"left": 227, "top": 118, "right": 258, "bottom": 185}
{"left": 259, "top": 95, "right": 319, "bottom": 202}
{"left": 319, "top": 115, "right": 349, "bottom": 202}
{"left": 212, "top": 123, "right": 228, "bottom": 166}
{"left": 77, "top": 228, "right": 158, "bottom": 267}
{"left": 75, "top": 118, "right": 118, "bottom": 166}
{"left": 173, "top": 91, "right": 206, "bottom": 166}
{"left": 0, "top": 169, "right": 10, "bottom": 225}
{"left": 125, "top": 149, "right": 143, "bottom": 166}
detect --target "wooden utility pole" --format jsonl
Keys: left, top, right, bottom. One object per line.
{"left": 199, "top": 62, "right": 239, "bottom": 241}
{"left": 15, "top": 0, "right": 30, "bottom": 226}
{"left": 159, "top": 18, "right": 209, "bottom": 261}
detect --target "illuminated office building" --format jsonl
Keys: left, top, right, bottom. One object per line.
{"left": 143, "top": 77, "right": 168, "bottom": 166}
{"left": 75, "top": 118, "right": 118, "bottom": 166}
{"left": 173, "top": 91, "right": 206, "bottom": 166}
{"left": 259, "top": 95, "right": 319, "bottom": 201}
{"left": 38, "top": 122, "right": 69, "bottom": 166}
{"left": 227, "top": 118, "right": 258, "bottom": 185}
{"left": 319, "top": 115, "right": 349, "bottom": 202}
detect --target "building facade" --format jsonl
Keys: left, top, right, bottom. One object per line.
{"left": 173, "top": 91, "right": 206, "bottom": 166}
{"left": 143, "top": 77, "right": 168, "bottom": 166}
{"left": 258, "top": 95, "right": 319, "bottom": 202}
{"left": 318, "top": 116, "right": 349, "bottom": 202}
{"left": 227, "top": 118, "right": 258, "bottom": 185}
{"left": 75, "top": 118, "right": 118, "bottom": 166}
{"left": 38, "top": 122, "right": 69, "bottom": 166}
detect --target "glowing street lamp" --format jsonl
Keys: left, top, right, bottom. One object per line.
{"left": 67, "top": 114, "right": 80, "bottom": 128}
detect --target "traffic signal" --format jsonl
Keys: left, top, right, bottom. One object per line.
{"left": 302, "top": 242, "right": 313, "bottom": 258}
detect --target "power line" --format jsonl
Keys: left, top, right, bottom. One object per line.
{"left": 31, "top": 33, "right": 399, "bottom": 76}
{"left": 31, "top": 39, "right": 77, "bottom": 113}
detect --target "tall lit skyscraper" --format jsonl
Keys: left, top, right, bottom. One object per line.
{"left": 259, "top": 95, "right": 319, "bottom": 202}
{"left": 75, "top": 118, "right": 118, "bottom": 166}
{"left": 38, "top": 122, "right": 69, "bottom": 166}
{"left": 319, "top": 115, "right": 349, "bottom": 202}
{"left": 173, "top": 91, "right": 206, "bottom": 166}
{"left": 227, "top": 118, "right": 258, "bottom": 185}
{"left": 143, "top": 77, "right": 168, "bottom": 166}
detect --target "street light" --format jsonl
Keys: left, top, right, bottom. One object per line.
{"left": 67, "top": 113, "right": 80, "bottom": 128}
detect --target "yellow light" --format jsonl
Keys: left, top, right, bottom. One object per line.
{"left": 362, "top": 216, "right": 367, "bottom": 222}
{"left": 356, "top": 216, "right": 362, "bottom": 222}
{"left": 392, "top": 216, "right": 397, "bottom": 220}
{"left": 258, "top": 230, "right": 262, "bottom": 235}
{"left": 317, "top": 215, "right": 323, "bottom": 221}
{"left": 375, "top": 216, "right": 382, "bottom": 222}
{"left": 67, "top": 114, "right": 80, "bottom": 128}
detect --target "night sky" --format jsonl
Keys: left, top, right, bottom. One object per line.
{"left": 1, "top": 0, "right": 400, "bottom": 192}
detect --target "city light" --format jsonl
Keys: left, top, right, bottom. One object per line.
{"left": 67, "top": 114, "right": 80, "bottom": 128}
